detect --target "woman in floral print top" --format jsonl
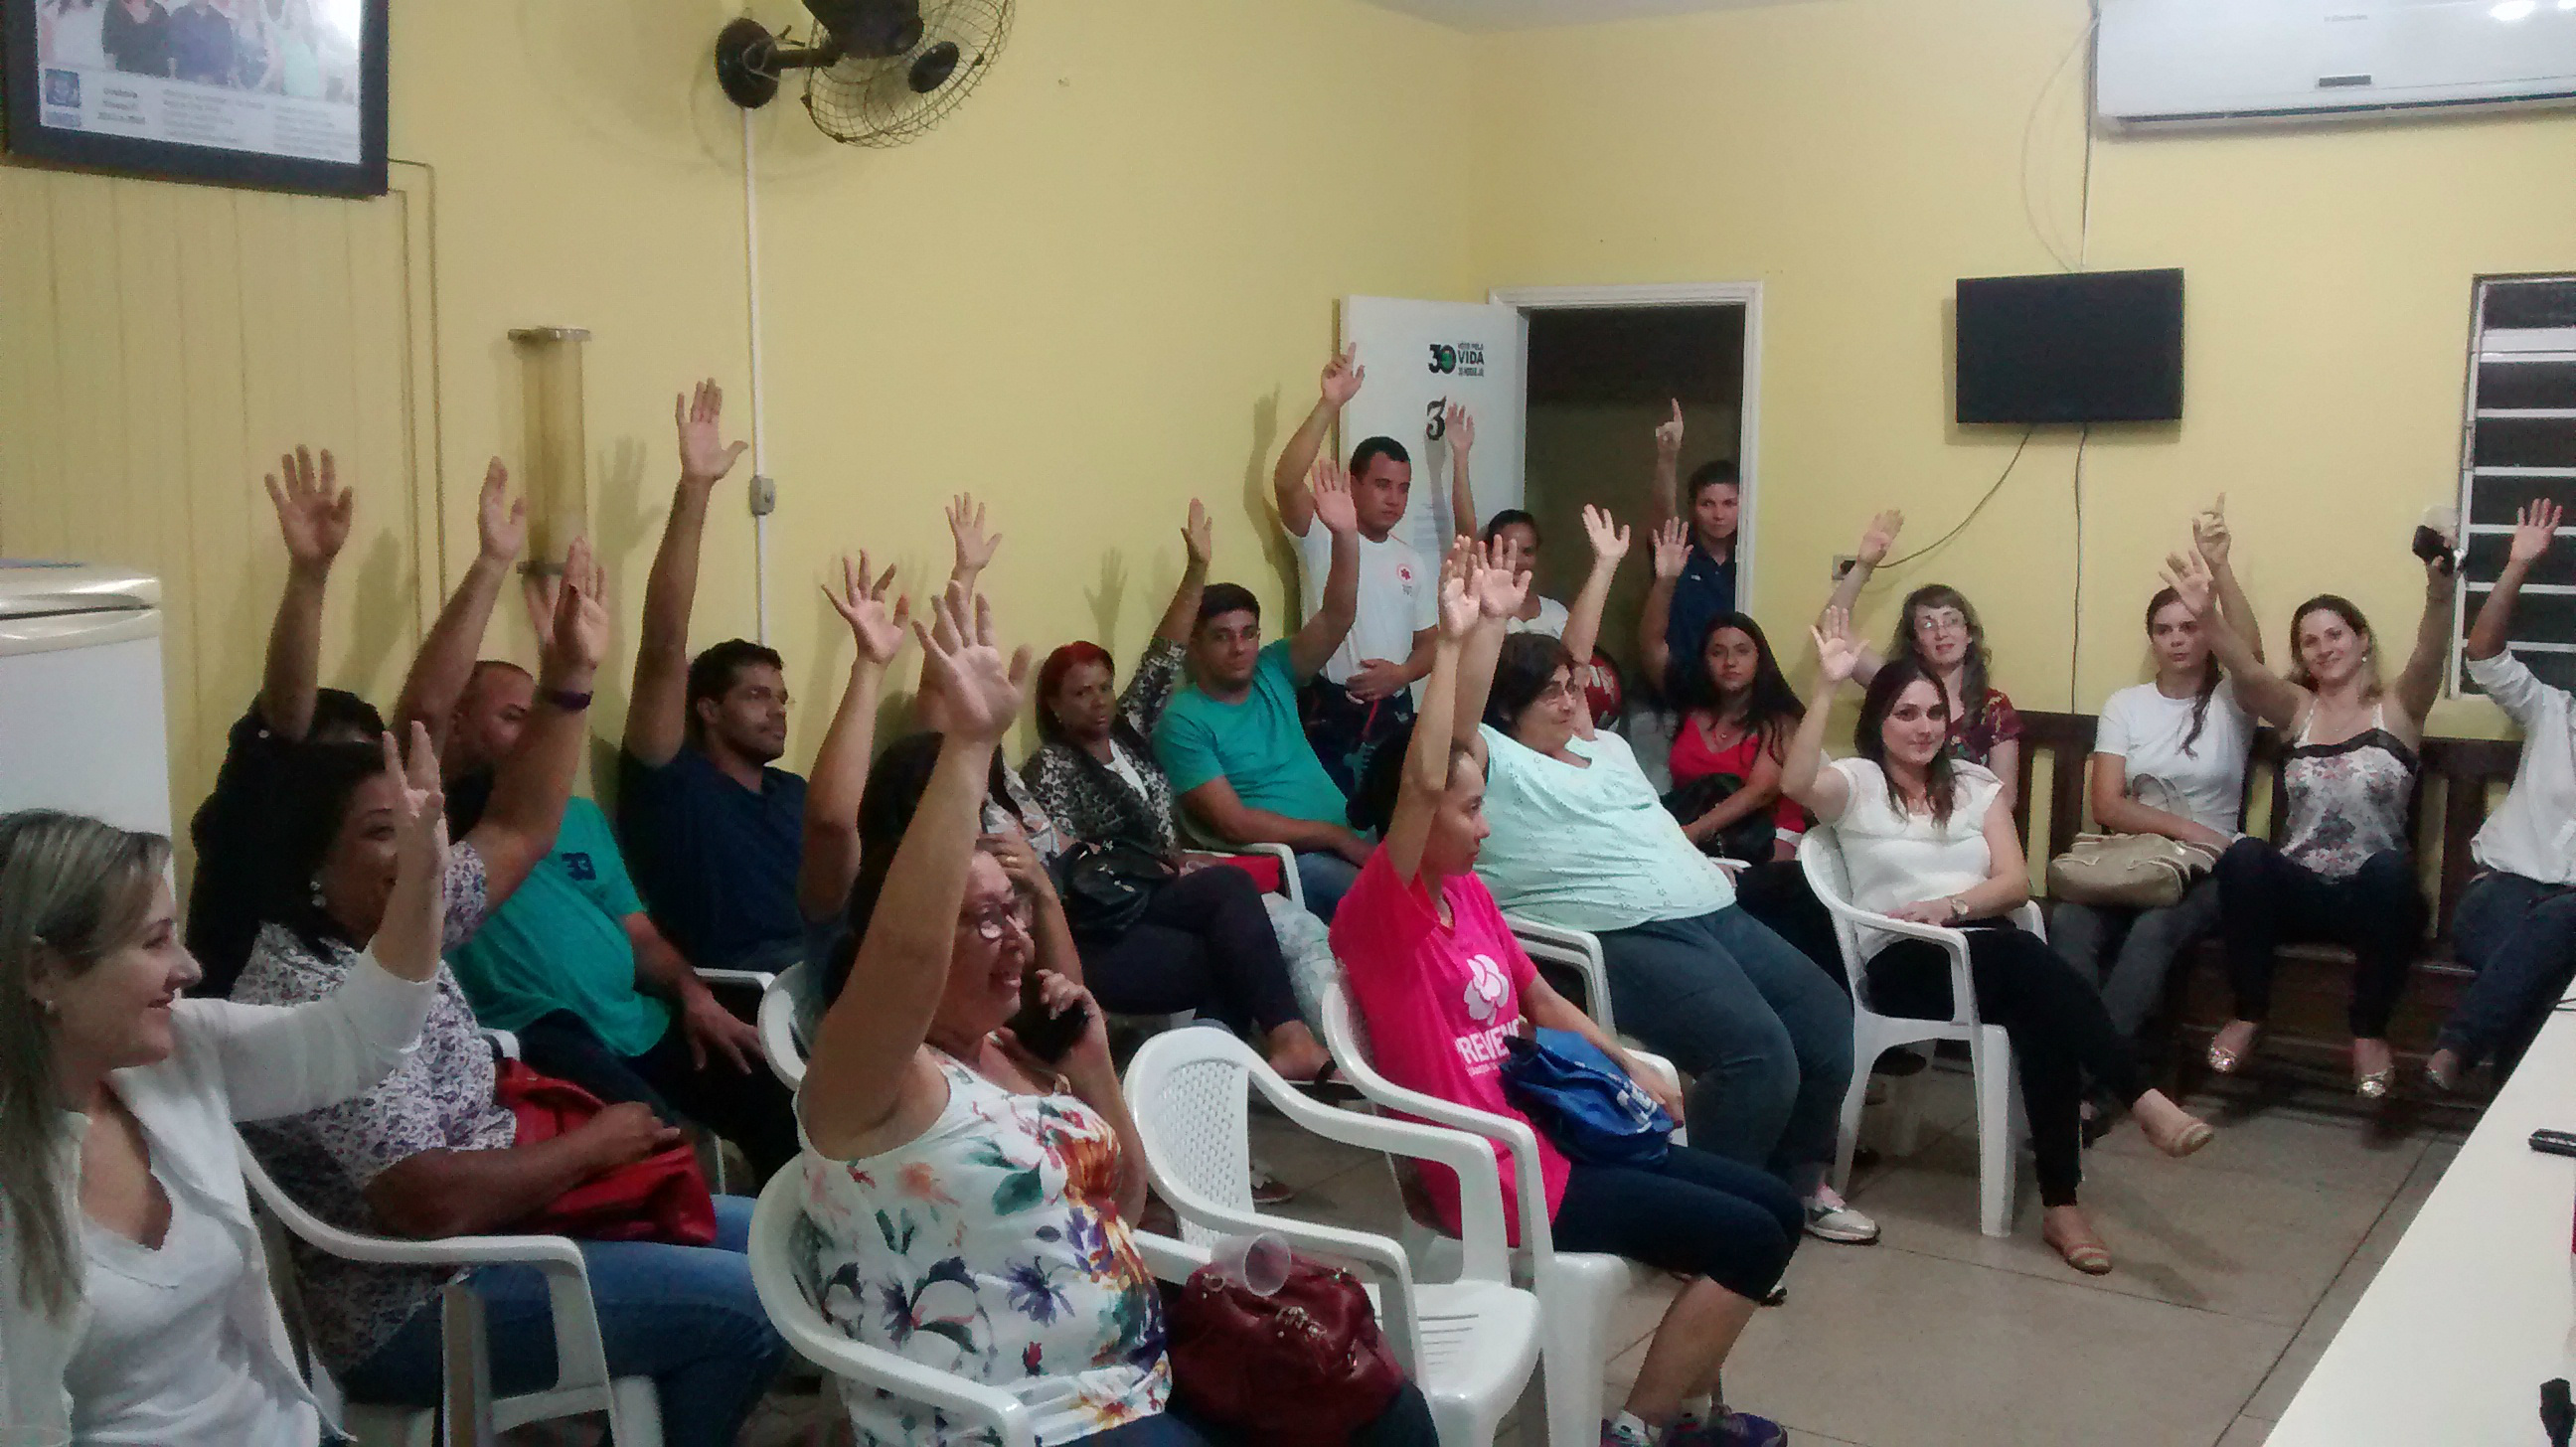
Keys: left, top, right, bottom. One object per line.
{"left": 798, "top": 587, "right": 1428, "bottom": 1446}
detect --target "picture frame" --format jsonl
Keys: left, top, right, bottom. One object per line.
{"left": 1, "top": 0, "right": 387, "bottom": 198}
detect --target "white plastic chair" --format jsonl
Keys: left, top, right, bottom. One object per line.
{"left": 757, "top": 962, "right": 812, "bottom": 1092}
{"left": 1317, "top": 980, "right": 1683, "bottom": 1447}
{"left": 1503, "top": 915, "right": 1619, "bottom": 1039}
{"left": 1798, "top": 830, "right": 2043, "bottom": 1238}
{"left": 235, "top": 1136, "right": 662, "bottom": 1447}
{"left": 744, "top": 1164, "right": 1210, "bottom": 1447}
{"left": 1122, "top": 1027, "right": 1541, "bottom": 1446}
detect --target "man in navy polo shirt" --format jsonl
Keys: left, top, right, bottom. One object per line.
{"left": 615, "top": 380, "right": 810, "bottom": 973}
{"left": 1639, "top": 402, "right": 1742, "bottom": 699}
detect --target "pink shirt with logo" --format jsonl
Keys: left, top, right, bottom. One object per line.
{"left": 1331, "top": 848, "right": 1572, "bottom": 1243}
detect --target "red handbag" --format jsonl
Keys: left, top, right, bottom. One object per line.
{"left": 1166, "top": 1258, "right": 1406, "bottom": 1446}
{"left": 492, "top": 1059, "right": 718, "bottom": 1247}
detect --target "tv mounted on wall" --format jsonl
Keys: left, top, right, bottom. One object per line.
{"left": 2, "top": 0, "right": 388, "bottom": 197}
{"left": 1956, "top": 267, "right": 2184, "bottom": 424}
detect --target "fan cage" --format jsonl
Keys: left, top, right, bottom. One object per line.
{"left": 800, "top": 0, "right": 1015, "bottom": 148}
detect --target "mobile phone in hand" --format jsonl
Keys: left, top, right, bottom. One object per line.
{"left": 1005, "top": 972, "right": 1091, "bottom": 1064}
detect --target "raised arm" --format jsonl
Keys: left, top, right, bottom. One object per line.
{"left": 944, "top": 492, "right": 1002, "bottom": 594}
{"left": 1444, "top": 402, "right": 1477, "bottom": 541}
{"left": 623, "top": 381, "right": 746, "bottom": 768}
{"left": 257, "top": 446, "right": 354, "bottom": 739}
{"left": 2191, "top": 494, "right": 2265, "bottom": 665}
{"left": 462, "top": 537, "right": 609, "bottom": 907}
{"left": 2469, "top": 500, "right": 2563, "bottom": 663}
{"left": 1781, "top": 607, "right": 1862, "bottom": 822}
{"left": 2161, "top": 548, "right": 2305, "bottom": 729}
{"left": 1638, "top": 519, "right": 1689, "bottom": 692}
{"left": 1453, "top": 538, "right": 1532, "bottom": 750}
{"left": 2391, "top": 550, "right": 2459, "bottom": 725}
{"left": 1823, "top": 510, "right": 1902, "bottom": 685}
{"left": 803, "top": 587, "right": 1029, "bottom": 1150}
{"left": 394, "top": 459, "right": 525, "bottom": 750}
{"left": 800, "top": 553, "right": 910, "bottom": 921}
{"left": 1284, "top": 458, "right": 1362, "bottom": 684}
{"left": 1152, "top": 500, "right": 1214, "bottom": 646}
{"left": 1386, "top": 546, "right": 1479, "bottom": 882}
{"left": 1561, "top": 505, "right": 1630, "bottom": 680}
{"left": 1646, "top": 401, "right": 1684, "bottom": 534}
{"left": 1272, "top": 345, "right": 1363, "bottom": 540}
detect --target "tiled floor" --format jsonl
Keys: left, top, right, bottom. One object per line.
{"left": 500, "top": 1065, "right": 2463, "bottom": 1447}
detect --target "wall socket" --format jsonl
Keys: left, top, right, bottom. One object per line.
{"left": 747, "top": 474, "right": 777, "bottom": 517}
{"left": 1832, "top": 555, "right": 1857, "bottom": 581}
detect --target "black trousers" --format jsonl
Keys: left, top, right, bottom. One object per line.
{"left": 1868, "top": 924, "right": 2147, "bottom": 1208}
{"left": 1732, "top": 859, "right": 1845, "bottom": 990}
{"left": 2214, "top": 838, "right": 2424, "bottom": 1039}
{"left": 1551, "top": 1144, "right": 1803, "bottom": 1302}
{"left": 516, "top": 1009, "right": 800, "bottom": 1186}
{"left": 1078, "top": 867, "right": 1301, "bottom": 1036}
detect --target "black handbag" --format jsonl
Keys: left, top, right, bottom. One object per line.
{"left": 1661, "top": 773, "right": 1776, "bottom": 865}
{"left": 1053, "top": 838, "right": 1176, "bottom": 940}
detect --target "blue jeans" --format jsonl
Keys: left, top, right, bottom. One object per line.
{"left": 2049, "top": 877, "right": 2223, "bottom": 1041}
{"left": 1550, "top": 1144, "right": 1802, "bottom": 1302}
{"left": 1592, "top": 905, "right": 1854, "bottom": 1193}
{"left": 1295, "top": 850, "right": 1361, "bottom": 923}
{"left": 2436, "top": 871, "right": 2576, "bottom": 1072}
{"left": 339, "top": 1195, "right": 785, "bottom": 1447}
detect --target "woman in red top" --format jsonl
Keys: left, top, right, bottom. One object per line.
{"left": 1335, "top": 542, "right": 1796, "bottom": 1447}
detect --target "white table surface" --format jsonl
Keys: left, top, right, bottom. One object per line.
{"left": 2271, "top": 1007, "right": 2576, "bottom": 1444}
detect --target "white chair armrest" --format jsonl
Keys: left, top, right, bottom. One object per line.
{"left": 1800, "top": 887, "right": 1982, "bottom": 1030}
{"left": 1506, "top": 914, "right": 1616, "bottom": 1037}
{"left": 2011, "top": 899, "right": 2047, "bottom": 942}
{"left": 1132, "top": 1230, "right": 1211, "bottom": 1285}
{"left": 758, "top": 968, "right": 808, "bottom": 1092}
{"left": 694, "top": 968, "right": 776, "bottom": 994}
{"left": 1240, "top": 842, "right": 1307, "bottom": 910}
{"left": 482, "top": 1028, "right": 521, "bottom": 1060}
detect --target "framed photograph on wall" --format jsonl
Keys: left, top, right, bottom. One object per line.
{"left": 1, "top": 0, "right": 386, "bottom": 197}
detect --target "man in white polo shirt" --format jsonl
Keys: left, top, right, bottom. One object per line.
{"left": 2431, "top": 499, "right": 2576, "bottom": 1089}
{"left": 1270, "top": 345, "right": 1438, "bottom": 794}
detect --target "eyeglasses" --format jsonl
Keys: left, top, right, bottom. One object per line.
{"left": 959, "top": 895, "right": 1037, "bottom": 942}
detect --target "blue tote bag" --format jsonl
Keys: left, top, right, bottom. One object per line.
{"left": 1498, "top": 1028, "right": 1674, "bottom": 1168}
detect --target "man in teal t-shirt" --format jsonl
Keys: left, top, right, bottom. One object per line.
{"left": 1155, "top": 473, "right": 1370, "bottom": 918}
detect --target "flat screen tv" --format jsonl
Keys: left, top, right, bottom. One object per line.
{"left": 1956, "top": 268, "right": 2183, "bottom": 424}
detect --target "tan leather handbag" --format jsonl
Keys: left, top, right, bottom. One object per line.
{"left": 2046, "top": 832, "right": 2221, "bottom": 909}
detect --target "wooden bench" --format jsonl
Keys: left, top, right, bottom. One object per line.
{"left": 2011, "top": 709, "right": 2522, "bottom": 1106}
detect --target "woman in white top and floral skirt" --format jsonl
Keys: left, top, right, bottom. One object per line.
{"left": 1785, "top": 611, "right": 2215, "bottom": 1276}
{"left": 0, "top": 730, "right": 447, "bottom": 1447}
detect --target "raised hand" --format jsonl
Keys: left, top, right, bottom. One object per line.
{"left": 265, "top": 445, "right": 354, "bottom": 570}
{"left": 1445, "top": 402, "right": 1476, "bottom": 456}
{"left": 946, "top": 493, "right": 1002, "bottom": 577}
{"left": 1321, "top": 345, "right": 1365, "bottom": 409}
{"left": 912, "top": 583, "right": 1030, "bottom": 745}
{"left": 1581, "top": 504, "right": 1631, "bottom": 563}
{"left": 1856, "top": 508, "right": 1904, "bottom": 567}
{"left": 541, "top": 535, "right": 612, "bottom": 673}
{"left": 1654, "top": 400, "right": 1685, "bottom": 461}
{"left": 382, "top": 721, "right": 448, "bottom": 884}
{"left": 824, "top": 551, "right": 909, "bottom": 667}
{"left": 2509, "top": 498, "right": 2564, "bottom": 566}
{"left": 1474, "top": 537, "right": 1531, "bottom": 620}
{"left": 1650, "top": 518, "right": 1690, "bottom": 580}
{"left": 476, "top": 457, "right": 527, "bottom": 564}
{"left": 675, "top": 379, "right": 748, "bottom": 489}
{"left": 1813, "top": 606, "right": 1863, "bottom": 684}
{"left": 1181, "top": 498, "right": 1214, "bottom": 569}
{"left": 1310, "top": 457, "right": 1360, "bottom": 536}
{"left": 2159, "top": 549, "right": 2214, "bottom": 618}
{"left": 2190, "top": 493, "right": 2232, "bottom": 568}
{"left": 1437, "top": 539, "right": 1480, "bottom": 640}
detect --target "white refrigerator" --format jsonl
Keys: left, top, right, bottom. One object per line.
{"left": 0, "top": 563, "right": 172, "bottom": 836}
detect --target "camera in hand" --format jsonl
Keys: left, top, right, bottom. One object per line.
{"left": 2411, "top": 524, "right": 2458, "bottom": 575}
{"left": 1005, "top": 971, "right": 1091, "bottom": 1063}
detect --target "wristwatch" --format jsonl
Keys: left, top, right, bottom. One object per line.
{"left": 1946, "top": 895, "right": 1971, "bottom": 922}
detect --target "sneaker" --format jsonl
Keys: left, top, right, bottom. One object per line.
{"left": 1601, "top": 1416, "right": 1656, "bottom": 1447}
{"left": 1803, "top": 1198, "right": 1880, "bottom": 1245}
{"left": 1666, "top": 1408, "right": 1789, "bottom": 1446}
{"left": 1249, "top": 1163, "right": 1295, "bottom": 1206}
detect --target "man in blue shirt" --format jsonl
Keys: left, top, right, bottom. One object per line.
{"left": 615, "top": 380, "right": 811, "bottom": 973}
{"left": 1640, "top": 402, "right": 1742, "bottom": 700}
{"left": 1156, "top": 464, "right": 1371, "bottom": 919}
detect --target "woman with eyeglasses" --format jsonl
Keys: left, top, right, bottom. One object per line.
{"left": 797, "top": 587, "right": 1437, "bottom": 1446}
{"left": 1821, "top": 512, "right": 2024, "bottom": 810}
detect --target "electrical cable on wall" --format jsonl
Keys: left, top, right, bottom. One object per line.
{"left": 1881, "top": 424, "right": 2040, "bottom": 568}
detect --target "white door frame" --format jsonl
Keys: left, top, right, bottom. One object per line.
{"left": 1487, "top": 281, "right": 1764, "bottom": 611}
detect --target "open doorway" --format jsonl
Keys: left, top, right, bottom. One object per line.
{"left": 1498, "top": 287, "right": 1757, "bottom": 768}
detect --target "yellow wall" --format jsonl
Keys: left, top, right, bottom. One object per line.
{"left": 1469, "top": 0, "right": 2576, "bottom": 734}
{"left": 396, "top": 0, "right": 1478, "bottom": 760}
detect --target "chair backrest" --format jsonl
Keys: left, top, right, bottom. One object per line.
{"left": 1118, "top": 1030, "right": 1257, "bottom": 1249}
{"left": 759, "top": 963, "right": 811, "bottom": 1092}
{"left": 1796, "top": 830, "right": 1874, "bottom": 1000}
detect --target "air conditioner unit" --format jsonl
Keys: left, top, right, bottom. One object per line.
{"left": 2097, "top": 0, "right": 2576, "bottom": 129}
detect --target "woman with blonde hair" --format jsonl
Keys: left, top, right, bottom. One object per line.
{"left": 0, "top": 730, "right": 447, "bottom": 1446}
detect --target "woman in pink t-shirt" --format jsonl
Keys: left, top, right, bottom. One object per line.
{"left": 1331, "top": 544, "right": 1798, "bottom": 1447}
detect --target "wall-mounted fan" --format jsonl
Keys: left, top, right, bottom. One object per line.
{"left": 716, "top": 1, "right": 1014, "bottom": 148}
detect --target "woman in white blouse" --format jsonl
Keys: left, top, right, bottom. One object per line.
{"left": 1784, "top": 611, "right": 2213, "bottom": 1276}
{"left": 0, "top": 729, "right": 447, "bottom": 1447}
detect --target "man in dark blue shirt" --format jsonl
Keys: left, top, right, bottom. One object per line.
{"left": 1640, "top": 402, "right": 1742, "bottom": 699}
{"left": 616, "top": 380, "right": 810, "bottom": 972}
{"left": 166, "top": 0, "right": 243, "bottom": 84}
